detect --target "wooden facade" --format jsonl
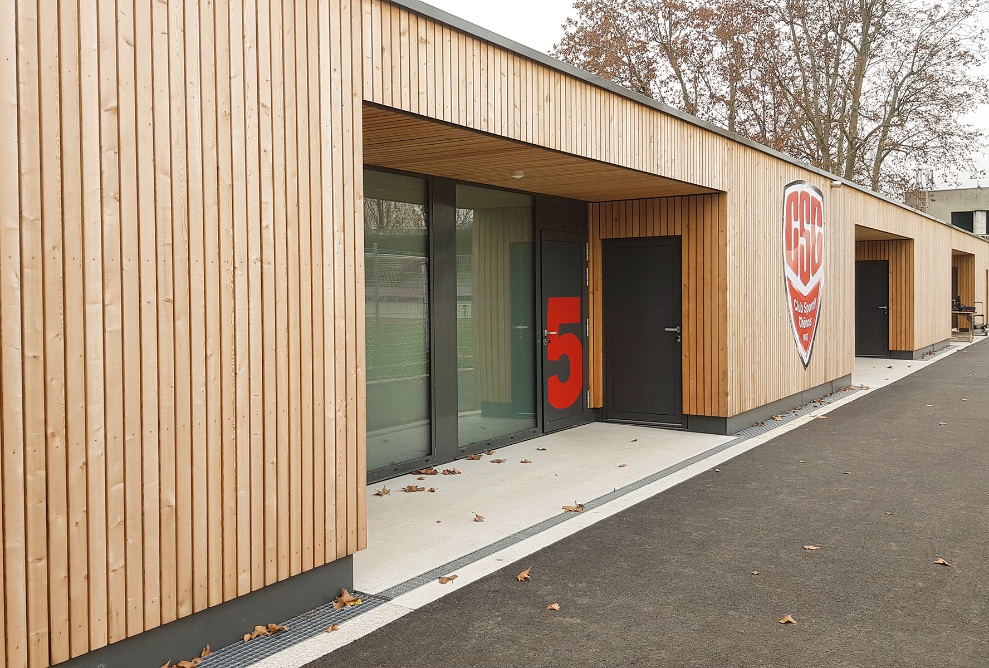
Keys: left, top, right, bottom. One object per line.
{"left": 1, "top": 1, "right": 366, "bottom": 666}
{"left": 3, "top": 0, "right": 989, "bottom": 666}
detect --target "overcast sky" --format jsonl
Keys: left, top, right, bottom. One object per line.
{"left": 422, "top": 0, "right": 989, "bottom": 190}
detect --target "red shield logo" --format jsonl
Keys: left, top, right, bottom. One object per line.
{"left": 782, "top": 181, "right": 825, "bottom": 367}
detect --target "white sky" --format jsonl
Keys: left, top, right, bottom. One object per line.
{"left": 422, "top": 0, "right": 989, "bottom": 189}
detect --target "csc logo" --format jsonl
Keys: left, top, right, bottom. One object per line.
{"left": 781, "top": 181, "right": 826, "bottom": 367}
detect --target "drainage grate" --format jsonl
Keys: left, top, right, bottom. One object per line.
{"left": 200, "top": 383, "right": 862, "bottom": 666}
{"left": 196, "top": 593, "right": 386, "bottom": 668}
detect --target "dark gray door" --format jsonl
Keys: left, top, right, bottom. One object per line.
{"left": 855, "top": 260, "right": 890, "bottom": 357}
{"left": 603, "top": 237, "right": 682, "bottom": 425}
{"left": 540, "top": 231, "right": 589, "bottom": 432}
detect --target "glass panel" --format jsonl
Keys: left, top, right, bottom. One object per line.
{"left": 364, "top": 170, "right": 431, "bottom": 471}
{"left": 456, "top": 185, "right": 536, "bottom": 448}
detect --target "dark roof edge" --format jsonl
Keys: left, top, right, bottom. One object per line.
{"left": 390, "top": 0, "right": 985, "bottom": 241}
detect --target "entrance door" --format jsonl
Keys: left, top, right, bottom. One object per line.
{"left": 855, "top": 260, "right": 890, "bottom": 357}
{"left": 602, "top": 237, "right": 683, "bottom": 425}
{"left": 540, "top": 230, "right": 589, "bottom": 432}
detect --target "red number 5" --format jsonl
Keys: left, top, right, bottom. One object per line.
{"left": 547, "top": 297, "right": 583, "bottom": 409}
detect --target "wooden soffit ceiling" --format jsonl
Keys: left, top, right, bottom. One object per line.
{"left": 854, "top": 225, "right": 911, "bottom": 242}
{"left": 362, "top": 104, "right": 717, "bottom": 202}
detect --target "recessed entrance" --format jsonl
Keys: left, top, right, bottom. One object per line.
{"left": 602, "top": 237, "right": 683, "bottom": 426}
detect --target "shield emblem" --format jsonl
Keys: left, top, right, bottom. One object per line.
{"left": 782, "top": 181, "right": 825, "bottom": 367}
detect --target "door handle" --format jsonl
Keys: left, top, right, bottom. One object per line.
{"left": 879, "top": 306, "right": 888, "bottom": 314}
{"left": 665, "top": 325, "right": 682, "bottom": 343}
{"left": 543, "top": 329, "right": 557, "bottom": 345}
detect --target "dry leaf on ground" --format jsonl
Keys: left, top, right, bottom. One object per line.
{"left": 466, "top": 454, "right": 482, "bottom": 460}
{"left": 517, "top": 567, "right": 532, "bottom": 582}
{"left": 333, "top": 589, "right": 361, "bottom": 610}
{"left": 326, "top": 624, "right": 340, "bottom": 633}
{"left": 473, "top": 513, "right": 485, "bottom": 522}
{"left": 175, "top": 660, "right": 200, "bottom": 668}
{"left": 428, "top": 487, "right": 436, "bottom": 493}
{"left": 485, "top": 450, "right": 495, "bottom": 455}
{"left": 438, "top": 575, "right": 459, "bottom": 584}
{"left": 200, "top": 646, "right": 211, "bottom": 659}
{"left": 411, "top": 467, "right": 439, "bottom": 475}
{"left": 490, "top": 458, "right": 506, "bottom": 464}
{"left": 938, "top": 421, "right": 948, "bottom": 426}
{"left": 374, "top": 487, "right": 390, "bottom": 496}
{"left": 933, "top": 557, "right": 952, "bottom": 566}
{"left": 803, "top": 545, "right": 821, "bottom": 550}
{"left": 442, "top": 468, "right": 461, "bottom": 475}
{"left": 520, "top": 459, "right": 532, "bottom": 464}
{"left": 778, "top": 614, "right": 797, "bottom": 624}
{"left": 816, "top": 415, "right": 829, "bottom": 419}
{"left": 618, "top": 463, "right": 627, "bottom": 468}
{"left": 537, "top": 447, "right": 548, "bottom": 451}
{"left": 267, "top": 624, "right": 288, "bottom": 634}
{"left": 750, "top": 571, "right": 760, "bottom": 575}
{"left": 884, "top": 511, "right": 894, "bottom": 516}
{"left": 547, "top": 603, "right": 561, "bottom": 610}
{"left": 403, "top": 485, "right": 426, "bottom": 493}
{"left": 562, "top": 503, "right": 585, "bottom": 513}
{"left": 926, "top": 404, "right": 934, "bottom": 407}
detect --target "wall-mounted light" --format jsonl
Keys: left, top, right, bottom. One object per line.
{"left": 830, "top": 179, "right": 843, "bottom": 188}
{"left": 511, "top": 170, "right": 524, "bottom": 180}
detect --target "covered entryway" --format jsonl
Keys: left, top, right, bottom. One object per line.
{"left": 854, "top": 226, "right": 914, "bottom": 358}
{"left": 601, "top": 237, "right": 683, "bottom": 425}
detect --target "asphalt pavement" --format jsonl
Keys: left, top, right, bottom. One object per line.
{"left": 306, "top": 342, "right": 989, "bottom": 668}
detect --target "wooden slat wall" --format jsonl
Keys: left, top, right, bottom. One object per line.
{"left": 952, "top": 254, "right": 976, "bottom": 307}
{"left": 0, "top": 1, "right": 366, "bottom": 666}
{"left": 855, "top": 240, "right": 915, "bottom": 351}
{"left": 588, "top": 195, "right": 729, "bottom": 417}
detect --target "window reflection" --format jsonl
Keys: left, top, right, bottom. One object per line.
{"left": 456, "top": 185, "right": 536, "bottom": 448}
{"left": 364, "top": 170, "right": 431, "bottom": 470}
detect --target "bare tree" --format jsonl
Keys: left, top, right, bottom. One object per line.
{"left": 554, "top": 0, "right": 989, "bottom": 196}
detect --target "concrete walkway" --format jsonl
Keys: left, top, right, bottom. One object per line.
{"left": 302, "top": 341, "right": 989, "bottom": 668}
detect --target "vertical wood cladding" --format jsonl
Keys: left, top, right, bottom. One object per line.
{"left": 855, "top": 240, "right": 915, "bottom": 351}
{"left": 588, "top": 196, "right": 729, "bottom": 417}
{"left": 0, "top": 1, "right": 366, "bottom": 665}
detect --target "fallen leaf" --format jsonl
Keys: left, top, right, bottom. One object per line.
{"left": 438, "top": 575, "right": 459, "bottom": 584}
{"left": 933, "top": 557, "right": 952, "bottom": 566}
{"left": 417, "top": 477, "right": 425, "bottom": 480}
{"left": 403, "top": 485, "right": 426, "bottom": 493}
{"left": 778, "top": 614, "right": 797, "bottom": 625}
{"left": 473, "top": 513, "right": 485, "bottom": 522}
{"left": 772, "top": 415, "right": 783, "bottom": 421}
{"left": 442, "top": 468, "right": 461, "bottom": 475}
{"left": 176, "top": 661, "right": 199, "bottom": 668}
{"left": 485, "top": 450, "right": 495, "bottom": 455}
{"left": 618, "top": 463, "right": 627, "bottom": 468}
{"left": 884, "top": 512, "right": 893, "bottom": 516}
{"left": 428, "top": 487, "right": 436, "bottom": 493}
{"left": 520, "top": 459, "right": 532, "bottom": 464}
{"left": 162, "top": 663, "right": 172, "bottom": 668}
{"left": 243, "top": 634, "right": 251, "bottom": 643}
{"left": 333, "top": 589, "right": 358, "bottom": 610}
{"left": 803, "top": 545, "right": 821, "bottom": 551}
{"left": 938, "top": 421, "right": 948, "bottom": 426}
{"left": 466, "top": 454, "right": 482, "bottom": 460}
{"left": 843, "top": 472, "right": 851, "bottom": 475}
{"left": 490, "top": 458, "right": 506, "bottom": 464}
{"left": 753, "top": 421, "right": 765, "bottom": 427}
{"left": 411, "top": 467, "right": 439, "bottom": 475}
{"left": 750, "top": 571, "right": 760, "bottom": 575}
{"left": 816, "top": 415, "right": 829, "bottom": 419}
{"left": 374, "top": 486, "right": 390, "bottom": 496}
{"left": 326, "top": 624, "right": 340, "bottom": 633}
{"left": 547, "top": 603, "right": 561, "bottom": 611}
{"left": 267, "top": 623, "right": 288, "bottom": 634}
{"left": 200, "top": 646, "right": 211, "bottom": 659}
{"left": 629, "top": 438, "right": 638, "bottom": 442}
{"left": 714, "top": 468, "right": 721, "bottom": 473}
{"left": 562, "top": 503, "right": 585, "bottom": 513}
{"left": 799, "top": 460, "right": 806, "bottom": 463}
{"left": 517, "top": 567, "right": 532, "bottom": 582}
{"left": 537, "top": 447, "right": 548, "bottom": 451}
